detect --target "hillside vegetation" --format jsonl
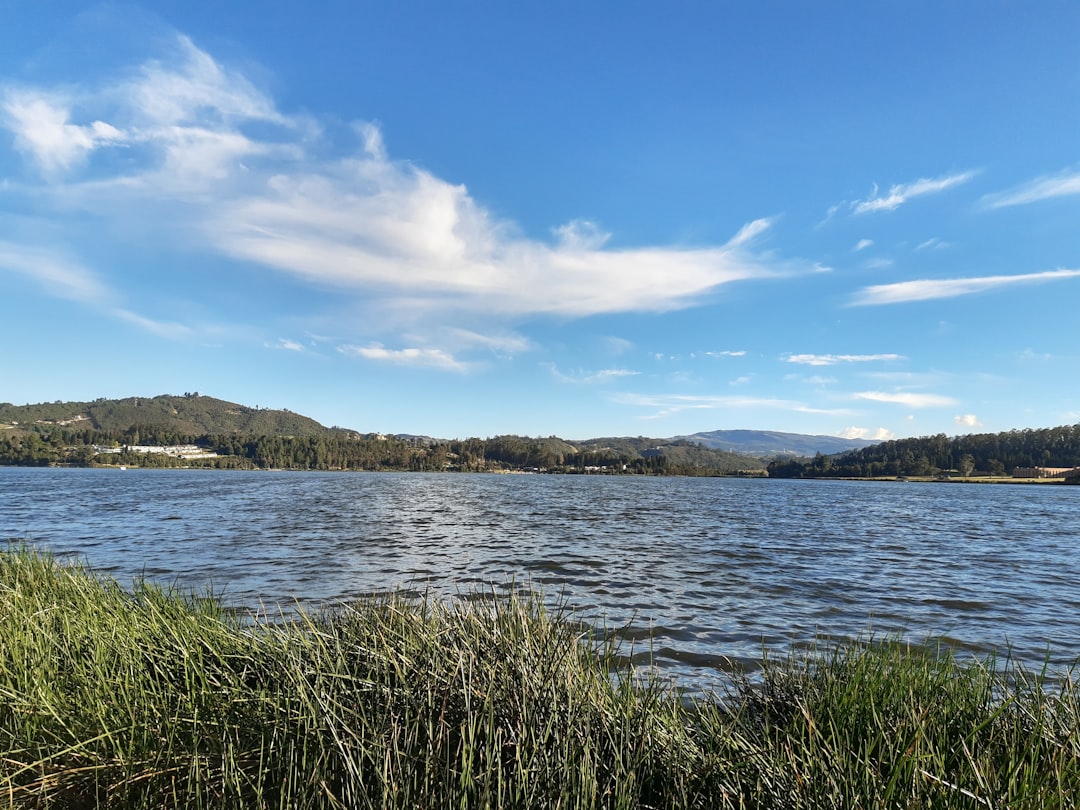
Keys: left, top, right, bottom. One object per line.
{"left": 767, "top": 424, "right": 1080, "bottom": 479}
{"left": 0, "top": 395, "right": 764, "bottom": 476}
{"left": 0, "top": 393, "right": 328, "bottom": 437}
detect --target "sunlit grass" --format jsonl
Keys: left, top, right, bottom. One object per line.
{"left": 2, "top": 547, "right": 1078, "bottom": 808}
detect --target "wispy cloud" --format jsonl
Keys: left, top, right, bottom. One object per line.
{"left": 840, "top": 426, "right": 896, "bottom": 440}
{"left": 444, "top": 328, "right": 532, "bottom": 357}
{"left": 113, "top": 309, "right": 194, "bottom": 339}
{"left": 851, "top": 170, "right": 977, "bottom": 215}
{"left": 916, "top": 237, "right": 949, "bottom": 251}
{"left": 616, "top": 392, "right": 854, "bottom": 419}
{"left": 785, "top": 374, "right": 838, "bottom": 385}
{"left": 0, "top": 33, "right": 819, "bottom": 349}
{"left": 785, "top": 353, "right": 904, "bottom": 366}
{"left": 0, "top": 240, "right": 197, "bottom": 338}
{"left": 704, "top": 350, "right": 746, "bottom": 358}
{"left": 854, "top": 239, "right": 874, "bottom": 252}
{"left": 0, "top": 241, "right": 112, "bottom": 303}
{"left": 954, "top": 414, "right": 982, "bottom": 428}
{"left": 267, "top": 338, "right": 305, "bottom": 351}
{"left": 854, "top": 391, "right": 957, "bottom": 408}
{"left": 851, "top": 269, "right": 1080, "bottom": 306}
{"left": 1015, "top": 348, "right": 1052, "bottom": 363}
{"left": 982, "top": 168, "right": 1080, "bottom": 208}
{"left": 547, "top": 365, "right": 640, "bottom": 384}
{"left": 338, "top": 343, "right": 467, "bottom": 371}
{"left": 1, "top": 91, "right": 124, "bottom": 172}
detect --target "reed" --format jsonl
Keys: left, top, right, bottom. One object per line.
{"left": 1, "top": 547, "right": 1077, "bottom": 808}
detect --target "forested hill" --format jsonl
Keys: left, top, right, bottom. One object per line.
{"left": 0, "top": 394, "right": 330, "bottom": 438}
{"left": 767, "top": 424, "right": 1080, "bottom": 479}
{"left": 0, "top": 395, "right": 765, "bottom": 475}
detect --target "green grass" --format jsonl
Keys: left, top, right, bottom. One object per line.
{"left": 1, "top": 547, "right": 1078, "bottom": 808}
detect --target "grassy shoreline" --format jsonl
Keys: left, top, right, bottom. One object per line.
{"left": 2, "top": 549, "right": 1078, "bottom": 808}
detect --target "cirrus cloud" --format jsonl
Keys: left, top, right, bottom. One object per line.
{"left": 338, "top": 343, "right": 467, "bottom": 371}
{"left": 840, "top": 426, "right": 896, "bottom": 440}
{"left": 785, "top": 353, "right": 904, "bottom": 366}
{"left": 850, "top": 269, "right": 1080, "bottom": 306}
{"left": 982, "top": 168, "right": 1080, "bottom": 208}
{"left": 854, "top": 391, "right": 957, "bottom": 408}
{"left": 851, "top": 170, "right": 977, "bottom": 215}
{"left": 0, "top": 33, "right": 819, "bottom": 342}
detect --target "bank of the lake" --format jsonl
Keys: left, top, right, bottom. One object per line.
{"left": 4, "top": 467, "right": 1080, "bottom": 697}
{"left": 2, "top": 548, "right": 1078, "bottom": 809}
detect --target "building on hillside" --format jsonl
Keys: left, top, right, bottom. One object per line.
{"left": 124, "top": 444, "right": 218, "bottom": 459}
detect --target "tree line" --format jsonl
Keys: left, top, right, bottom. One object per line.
{"left": 0, "top": 424, "right": 763, "bottom": 477}
{"left": 766, "top": 424, "right": 1080, "bottom": 479}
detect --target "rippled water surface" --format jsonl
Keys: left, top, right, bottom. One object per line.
{"left": 3, "top": 468, "right": 1079, "bottom": 692}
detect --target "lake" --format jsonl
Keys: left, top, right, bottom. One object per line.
{"left": 2, "top": 467, "right": 1078, "bottom": 693}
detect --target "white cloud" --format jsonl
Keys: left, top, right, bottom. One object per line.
{"left": 704, "top": 350, "right": 746, "bottom": 358}
{"left": 785, "top": 353, "right": 904, "bottom": 366}
{"left": 0, "top": 241, "right": 112, "bottom": 303}
{"left": 1, "top": 91, "right": 124, "bottom": 172}
{"left": 215, "top": 174, "right": 792, "bottom": 318}
{"left": 0, "top": 35, "right": 818, "bottom": 341}
{"left": 851, "top": 170, "right": 977, "bottom": 215}
{"left": 982, "top": 169, "right": 1080, "bottom": 208}
{"left": 854, "top": 391, "right": 957, "bottom": 408}
{"left": 602, "top": 336, "right": 635, "bottom": 355}
{"left": 133, "top": 35, "right": 285, "bottom": 128}
{"left": 338, "top": 343, "right": 467, "bottom": 371}
{"left": 552, "top": 219, "right": 610, "bottom": 251}
{"left": 840, "top": 426, "right": 896, "bottom": 440}
{"left": 113, "top": 309, "right": 194, "bottom": 339}
{"left": 786, "top": 374, "right": 838, "bottom": 385}
{"left": 0, "top": 240, "right": 207, "bottom": 339}
{"left": 547, "top": 365, "right": 640, "bottom": 384}
{"left": 850, "top": 269, "right": 1080, "bottom": 306}
{"left": 854, "top": 239, "right": 874, "bottom": 252}
{"left": 267, "top": 338, "right": 304, "bottom": 351}
{"left": 916, "top": 237, "right": 948, "bottom": 251}
{"left": 954, "top": 414, "right": 982, "bottom": 428}
{"left": 444, "top": 328, "right": 532, "bottom": 357}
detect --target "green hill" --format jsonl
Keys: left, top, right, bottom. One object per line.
{"left": 571, "top": 436, "right": 764, "bottom": 474}
{"left": 0, "top": 394, "right": 764, "bottom": 475}
{"left": 0, "top": 394, "right": 330, "bottom": 437}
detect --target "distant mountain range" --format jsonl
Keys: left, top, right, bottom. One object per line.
{"left": 1, "top": 394, "right": 879, "bottom": 459}
{"left": 678, "top": 429, "right": 879, "bottom": 458}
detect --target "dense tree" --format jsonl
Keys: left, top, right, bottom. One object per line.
{"left": 767, "top": 424, "right": 1080, "bottom": 479}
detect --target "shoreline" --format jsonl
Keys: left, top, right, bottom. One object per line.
{"left": 2, "top": 548, "right": 1079, "bottom": 807}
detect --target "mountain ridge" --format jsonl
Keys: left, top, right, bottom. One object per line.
{"left": 2, "top": 394, "right": 877, "bottom": 458}
{"left": 679, "top": 429, "right": 879, "bottom": 458}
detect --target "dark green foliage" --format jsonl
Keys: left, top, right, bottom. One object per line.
{"left": 768, "top": 423, "right": 1080, "bottom": 479}
{"left": 0, "top": 394, "right": 329, "bottom": 438}
{"left": 0, "top": 395, "right": 765, "bottom": 475}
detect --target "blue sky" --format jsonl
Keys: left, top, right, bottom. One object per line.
{"left": 2, "top": 2, "right": 1079, "bottom": 440}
